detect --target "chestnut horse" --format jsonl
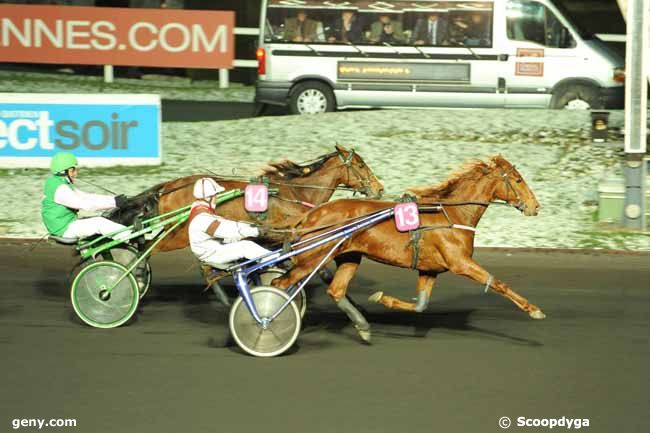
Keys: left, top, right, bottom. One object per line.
{"left": 272, "top": 155, "right": 544, "bottom": 343}
{"left": 119, "top": 144, "right": 384, "bottom": 253}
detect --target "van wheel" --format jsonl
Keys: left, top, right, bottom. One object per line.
{"left": 289, "top": 81, "right": 335, "bottom": 115}
{"left": 551, "top": 84, "right": 603, "bottom": 109}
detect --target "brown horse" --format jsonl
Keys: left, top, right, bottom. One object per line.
{"left": 272, "top": 155, "right": 544, "bottom": 342}
{"left": 147, "top": 144, "right": 384, "bottom": 252}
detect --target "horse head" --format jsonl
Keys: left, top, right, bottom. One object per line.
{"left": 334, "top": 144, "right": 384, "bottom": 198}
{"left": 490, "top": 155, "right": 540, "bottom": 216}
{"left": 104, "top": 184, "right": 162, "bottom": 226}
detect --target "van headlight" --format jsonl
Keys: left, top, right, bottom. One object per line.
{"left": 613, "top": 67, "right": 625, "bottom": 83}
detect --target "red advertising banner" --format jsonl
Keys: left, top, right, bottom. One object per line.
{"left": 0, "top": 4, "right": 234, "bottom": 69}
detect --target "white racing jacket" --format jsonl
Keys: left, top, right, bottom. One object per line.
{"left": 188, "top": 202, "right": 260, "bottom": 262}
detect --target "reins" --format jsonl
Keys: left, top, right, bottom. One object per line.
{"left": 157, "top": 149, "right": 375, "bottom": 199}
{"left": 263, "top": 199, "right": 514, "bottom": 239}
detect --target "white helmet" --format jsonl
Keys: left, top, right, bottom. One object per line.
{"left": 193, "top": 178, "right": 225, "bottom": 199}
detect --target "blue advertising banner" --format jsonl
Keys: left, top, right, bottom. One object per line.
{"left": 0, "top": 94, "right": 161, "bottom": 168}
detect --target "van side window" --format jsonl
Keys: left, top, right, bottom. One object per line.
{"left": 506, "top": 0, "right": 576, "bottom": 48}
{"left": 448, "top": 10, "right": 493, "bottom": 48}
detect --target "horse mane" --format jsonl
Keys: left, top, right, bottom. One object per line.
{"left": 407, "top": 156, "right": 501, "bottom": 199}
{"left": 259, "top": 151, "right": 338, "bottom": 180}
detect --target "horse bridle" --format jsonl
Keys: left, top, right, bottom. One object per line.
{"left": 336, "top": 148, "right": 377, "bottom": 198}
{"left": 496, "top": 165, "right": 525, "bottom": 212}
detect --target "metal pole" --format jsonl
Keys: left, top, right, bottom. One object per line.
{"left": 219, "top": 68, "right": 229, "bottom": 89}
{"left": 622, "top": 0, "right": 648, "bottom": 230}
{"left": 103, "top": 65, "right": 114, "bottom": 84}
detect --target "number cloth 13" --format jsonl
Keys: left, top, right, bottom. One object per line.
{"left": 394, "top": 202, "right": 420, "bottom": 232}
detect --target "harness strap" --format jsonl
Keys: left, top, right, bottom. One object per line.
{"left": 451, "top": 224, "right": 477, "bottom": 232}
{"left": 409, "top": 229, "right": 422, "bottom": 269}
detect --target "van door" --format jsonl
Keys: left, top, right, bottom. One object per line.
{"left": 501, "top": 0, "right": 582, "bottom": 107}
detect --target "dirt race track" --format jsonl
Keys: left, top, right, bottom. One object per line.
{"left": 0, "top": 241, "right": 648, "bottom": 433}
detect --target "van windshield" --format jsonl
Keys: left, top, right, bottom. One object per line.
{"left": 264, "top": 0, "right": 495, "bottom": 48}
{"left": 549, "top": 0, "right": 594, "bottom": 39}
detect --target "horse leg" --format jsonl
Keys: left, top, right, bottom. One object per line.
{"left": 449, "top": 257, "right": 545, "bottom": 319}
{"left": 326, "top": 255, "right": 372, "bottom": 344}
{"left": 369, "top": 272, "right": 437, "bottom": 312}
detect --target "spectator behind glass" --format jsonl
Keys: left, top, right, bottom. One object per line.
{"left": 369, "top": 14, "right": 405, "bottom": 44}
{"left": 327, "top": 9, "right": 363, "bottom": 44}
{"left": 284, "top": 9, "right": 319, "bottom": 42}
{"left": 464, "top": 12, "right": 491, "bottom": 46}
{"left": 412, "top": 12, "right": 450, "bottom": 46}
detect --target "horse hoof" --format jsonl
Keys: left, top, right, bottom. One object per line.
{"left": 530, "top": 310, "right": 546, "bottom": 320}
{"left": 356, "top": 327, "right": 372, "bottom": 344}
{"left": 368, "top": 291, "right": 383, "bottom": 303}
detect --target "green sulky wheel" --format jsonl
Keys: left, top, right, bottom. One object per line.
{"left": 100, "top": 246, "right": 152, "bottom": 299}
{"left": 71, "top": 261, "right": 139, "bottom": 329}
{"left": 229, "top": 286, "right": 301, "bottom": 357}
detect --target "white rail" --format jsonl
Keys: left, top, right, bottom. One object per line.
{"left": 596, "top": 33, "right": 627, "bottom": 42}
{"left": 218, "top": 27, "right": 261, "bottom": 89}
{"left": 104, "top": 29, "right": 623, "bottom": 86}
{"left": 103, "top": 26, "right": 260, "bottom": 87}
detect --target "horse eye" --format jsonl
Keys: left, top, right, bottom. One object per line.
{"left": 516, "top": 179, "right": 522, "bottom": 184}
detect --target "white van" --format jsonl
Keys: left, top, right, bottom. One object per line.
{"left": 255, "top": 0, "right": 625, "bottom": 114}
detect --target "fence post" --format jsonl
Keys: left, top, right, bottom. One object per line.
{"left": 103, "top": 65, "right": 114, "bottom": 84}
{"left": 219, "top": 69, "right": 229, "bottom": 89}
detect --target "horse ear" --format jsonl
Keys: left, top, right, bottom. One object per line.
{"left": 260, "top": 164, "right": 277, "bottom": 174}
{"left": 335, "top": 143, "right": 349, "bottom": 154}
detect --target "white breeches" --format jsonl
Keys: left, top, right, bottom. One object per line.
{"left": 201, "top": 240, "right": 277, "bottom": 267}
{"left": 63, "top": 217, "right": 132, "bottom": 241}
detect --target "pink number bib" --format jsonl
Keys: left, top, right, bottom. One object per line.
{"left": 245, "top": 184, "right": 268, "bottom": 212}
{"left": 394, "top": 202, "right": 420, "bottom": 232}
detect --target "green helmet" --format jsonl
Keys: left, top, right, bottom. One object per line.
{"left": 50, "top": 152, "right": 78, "bottom": 174}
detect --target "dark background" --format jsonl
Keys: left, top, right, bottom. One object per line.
{"left": 0, "top": 0, "right": 628, "bottom": 85}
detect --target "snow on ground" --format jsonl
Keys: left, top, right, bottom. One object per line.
{"left": 0, "top": 70, "right": 254, "bottom": 102}
{"left": 1, "top": 108, "right": 648, "bottom": 250}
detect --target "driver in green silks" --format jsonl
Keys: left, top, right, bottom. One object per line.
{"left": 41, "top": 151, "right": 132, "bottom": 240}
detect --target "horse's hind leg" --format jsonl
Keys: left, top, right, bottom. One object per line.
{"left": 449, "top": 257, "right": 545, "bottom": 319}
{"left": 369, "top": 272, "right": 437, "bottom": 312}
{"left": 327, "top": 253, "right": 372, "bottom": 343}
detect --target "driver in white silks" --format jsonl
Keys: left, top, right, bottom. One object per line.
{"left": 188, "top": 178, "right": 278, "bottom": 268}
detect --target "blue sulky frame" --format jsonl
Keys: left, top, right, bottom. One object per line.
{"left": 228, "top": 207, "right": 397, "bottom": 328}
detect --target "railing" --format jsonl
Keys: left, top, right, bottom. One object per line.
{"left": 595, "top": 33, "right": 627, "bottom": 42}
{"left": 101, "top": 30, "right": 624, "bottom": 86}
{"left": 103, "top": 26, "right": 260, "bottom": 88}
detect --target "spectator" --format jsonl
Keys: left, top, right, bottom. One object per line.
{"left": 412, "top": 12, "right": 450, "bottom": 46}
{"left": 327, "top": 9, "right": 363, "bottom": 44}
{"left": 463, "top": 12, "right": 492, "bottom": 46}
{"left": 369, "top": 14, "right": 405, "bottom": 44}
{"left": 284, "top": 9, "right": 319, "bottom": 42}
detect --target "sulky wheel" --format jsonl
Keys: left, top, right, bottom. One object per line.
{"left": 100, "top": 246, "right": 152, "bottom": 299}
{"left": 71, "top": 261, "right": 139, "bottom": 329}
{"left": 229, "top": 286, "right": 301, "bottom": 357}
{"left": 253, "top": 267, "right": 307, "bottom": 318}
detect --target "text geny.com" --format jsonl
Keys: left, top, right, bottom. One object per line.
{"left": 11, "top": 418, "right": 77, "bottom": 430}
